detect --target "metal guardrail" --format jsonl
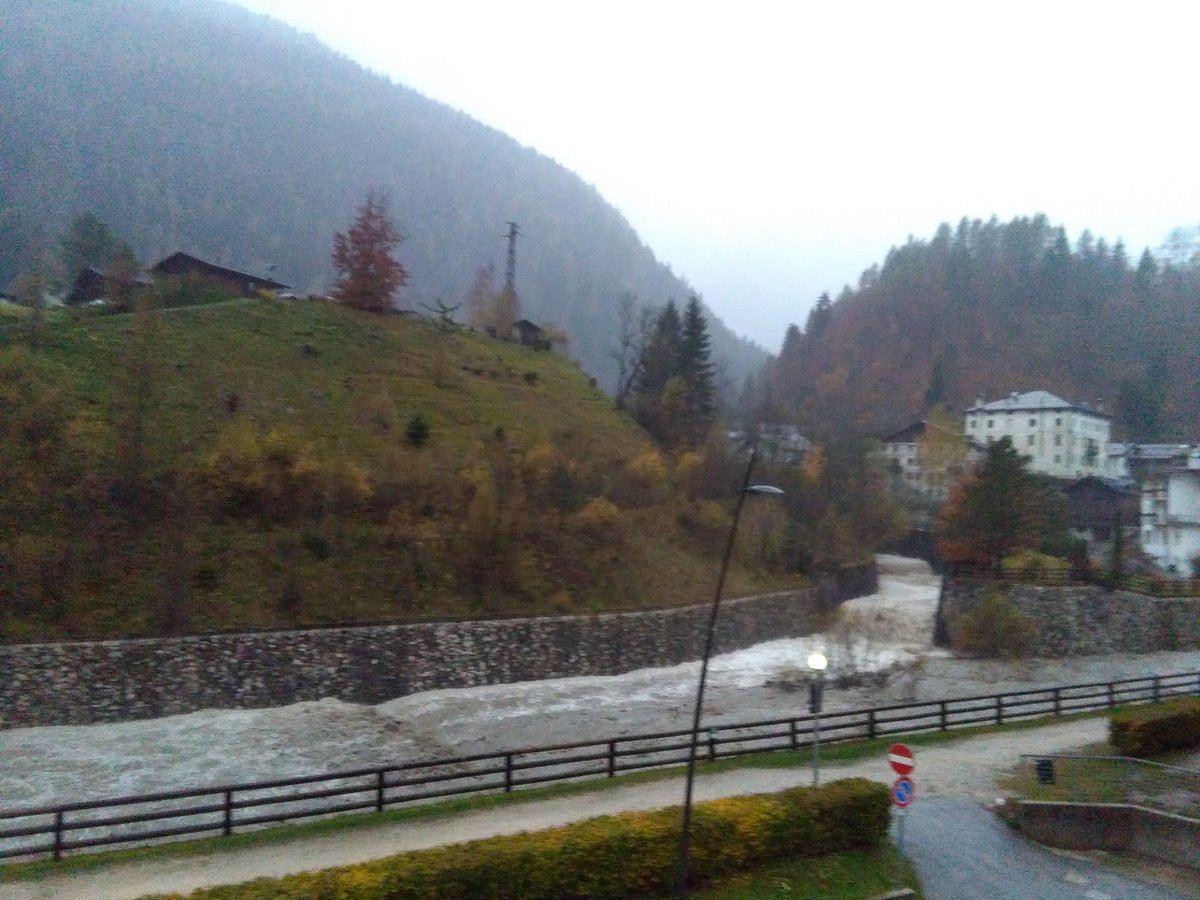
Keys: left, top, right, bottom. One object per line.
{"left": 2, "top": 670, "right": 1199, "bottom": 862}
{"left": 1018, "top": 753, "right": 1200, "bottom": 819}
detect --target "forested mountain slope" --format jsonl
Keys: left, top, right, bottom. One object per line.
{"left": 771, "top": 215, "right": 1200, "bottom": 443}
{"left": 0, "top": 0, "right": 764, "bottom": 387}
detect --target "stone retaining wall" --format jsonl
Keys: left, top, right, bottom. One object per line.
{"left": 0, "top": 564, "right": 876, "bottom": 729}
{"left": 936, "top": 579, "right": 1200, "bottom": 656}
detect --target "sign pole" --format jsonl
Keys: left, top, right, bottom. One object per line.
{"left": 887, "top": 745, "right": 915, "bottom": 892}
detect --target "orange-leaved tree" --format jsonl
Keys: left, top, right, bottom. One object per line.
{"left": 331, "top": 190, "right": 408, "bottom": 312}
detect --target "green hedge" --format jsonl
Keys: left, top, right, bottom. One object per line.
{"left": 160, "top": 778, "right": 889, "bottom": 899}
{"left": 1110, "top": 696, "right": 1200, "bottom": 757}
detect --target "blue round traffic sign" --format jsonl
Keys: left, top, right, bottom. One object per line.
{"left": 892, "top": 775, "right": 915, "bottom": 808}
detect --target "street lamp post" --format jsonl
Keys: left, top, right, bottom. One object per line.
{"left": 676, "top": 451, "right": 782, "bottom": 899}
{"left": 808, "top": 650, "right": 827, "bottom": 787}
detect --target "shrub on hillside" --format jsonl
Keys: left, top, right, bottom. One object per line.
{"left": 1110, "top": 697, "right": 1200, "bottom": 757}
{"left": 1000, "top": 549, "right": 1070, "bottom": 581}
{"left": 951, "top": 587, "right": 1036, "bottom": 658}
{"left": 569, "top": 497, "right": 621, "bottom": 536}
{"left": 200, "top": 422, "right": 323, "bottom": 519}
{"left": 162, "top": 778, "right": 889, "bottom": 900}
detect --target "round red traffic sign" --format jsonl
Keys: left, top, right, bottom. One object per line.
{"left": 888, "top": 743, "right": 914, "bottom": 775}
{"left": 892, "top": 775, "right": 915, "bottom": 808}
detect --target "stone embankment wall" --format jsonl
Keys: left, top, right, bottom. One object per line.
{"left": 936, "top": 578, "right": 1200, "bottom": 656}
{"left": 0, "top": 564, "right": 876, "bottom": 729}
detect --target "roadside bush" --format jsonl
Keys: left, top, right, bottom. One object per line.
{"left": 951, "top": 587, "right": 1036, "bottom": 658}
{"left": 1110, "top": 697, "right": 1200, "bottom": 757}
{"left": 162, "top": 778, "right": 889, "bottom": 900}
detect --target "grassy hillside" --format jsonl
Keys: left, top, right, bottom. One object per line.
{"left": 0, "top": 299, "right": 800, "bottom": 641}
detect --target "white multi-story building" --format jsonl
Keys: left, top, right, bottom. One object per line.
{"left": 964, "top": 391, "right": 1110, "bottom": 480}
{"left": 881, "top": 420, "right": 984, "bottom": 501}
{"left": 1140, "top": 448, "right": 1200, "bottom": 574}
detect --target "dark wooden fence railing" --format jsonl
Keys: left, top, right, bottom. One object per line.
{"left": 3, "top": 670, "right": 1199, "bottom": 862}
{"left": 944, "top": 563, "right": 1200, "bottom": 597}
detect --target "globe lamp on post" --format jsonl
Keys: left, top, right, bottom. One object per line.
{"left": 808, "top": 650, "right": 827, "bottom": 787}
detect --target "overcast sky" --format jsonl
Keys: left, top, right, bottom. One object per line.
{"left": 228, "top": 0, "right": 1199, "bottom": 350}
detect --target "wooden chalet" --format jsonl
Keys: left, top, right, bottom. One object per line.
{"left": 65, "top": 266, "right": 154, "bottom": 306}
{"left": 513, "top": 318, "right": 546, "bottom": 348}
{"left": 150, "top": 252, "right": 288, "bottom": 297}
{"left": 1062, "top": 475, "right": 1138, "bottom": 542}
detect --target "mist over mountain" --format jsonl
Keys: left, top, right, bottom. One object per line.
{"left": 769, "top": 215, "right": 1200, "bottom": 445}
{"left": 0, "top": 0, "right": 765, "bottom": 388}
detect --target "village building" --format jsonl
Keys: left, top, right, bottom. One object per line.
{"left": 1139, "top": 447, "right": 1200, "bottom": 574}
{"left": 64, "top": 266, "right": 154, "bottom": 306}
{"left": 881, "top": 420, "right": 985, "bottom": 502}
{"left": 964, "top": 391, "right": 1110, "bottom": 480}
{"left": 727, "top": 423, "right": 812, "bottom": 465}
{"left": 150, "top": 252, "right": 288, "bottom": 297}
{"left": 1062, "top": 476, "right": 1139, "bottom": 544}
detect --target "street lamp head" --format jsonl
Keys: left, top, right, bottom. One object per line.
{"left": 745, "top": 484, "right": 784, "bottom": 495}
{"left": 807, "top": 651, "right": 828, "bottom": 672}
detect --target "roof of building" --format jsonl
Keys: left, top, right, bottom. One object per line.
{"left": 965, "top": 390, "right": 1109, "bottom": 418}
{"left": 1063, "top": 475, "right": 1138, "bottom": 496}
{"left": 882, "top": 421, "right": 926, "bottom": 444}
{"left": 150, "top": 252, "right": 289, "bottom": 290}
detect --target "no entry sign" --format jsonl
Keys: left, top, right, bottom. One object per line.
{"left": 888, "top": 743, "right": 915, "bottom": 775}
{"left": 892, "top": 775, "right": 915, "bottom": 808}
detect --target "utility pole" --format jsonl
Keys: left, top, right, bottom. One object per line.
{"left": 504, "top": 221, "right": 520, "bottom": 295}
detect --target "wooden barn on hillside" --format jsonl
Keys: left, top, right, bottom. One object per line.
{"left": 150, "top": 252, "right": 289, "bottom": 297}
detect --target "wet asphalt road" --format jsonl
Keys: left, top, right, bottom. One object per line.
{"left": 896, "top": 798, "right": 1187, "bottom": 900}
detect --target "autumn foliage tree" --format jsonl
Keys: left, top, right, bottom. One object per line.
{"left": 936, "top": 436, "right": 1050, "bottom": 568}
{"left": 332, "top": 191, "right": 408, "bottom": 312}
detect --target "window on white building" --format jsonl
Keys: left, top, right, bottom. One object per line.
{"left": 1029, "top": 418, "right": 1036, "bottom": 427}
{"left": 1027, "top": 435, "right": 1035, "bottom": 446}
{"left": 1054, "top": 435, "right": 1062, "bottom": 446}
{"left": 1054, "top": 454, "right": 1061, "bottom": 463}
{"left": 988, "top": 419, "right": 994, "bottom": 428}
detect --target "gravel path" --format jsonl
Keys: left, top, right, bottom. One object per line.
{"left": 0, "top": 717, "right": 1110, "bottom": 899}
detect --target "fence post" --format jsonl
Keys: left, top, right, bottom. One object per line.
{"left": 1152, "top": 676, "right": 1160, "bottom": 704}
{"left": 867, "top": 709, "right": 876, "bottom": 740}
{"left": 376, "top": 770, "right": 385, "bottom": 812}
{"left": 789, "top": 719, "right": 799, "bottom": 750}
{"left": 707, "top": 728, "right": 717, "bottom": 762}
{"left": 1053, "top": 688, "right": 1061, "bottom": 717}
{"left": 504, "top": 753, "right": 514, "bottom": 793}
{"left": 607, "top": 741, "right": 616, "bottom": 778}
{"left": 1107, "top": 682, "right": 1115, "bottom": 709}
{"left": 939, "top": 701, "right": 948, "bottom": 731}
{"left": 996, "top": 695, "right": 1004, "bottom": 725}
{"left": 223, "top": 790, "right": 233, "bottom": 836}
{"left": 53, "top": 810, "right": 64, "bottom": 861}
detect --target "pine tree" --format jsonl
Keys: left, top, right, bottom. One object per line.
{"left": 635, "top": 300, "right": 681, "bottom": 395}
{"left": 331, "top": 191, "right": 408, "bottom": 312}
{"left": 57, "top": 212, "right": 133, "bottom": 291}
{"left": 679, "top": 293, "right": 716, "bottom": 426}
{"left": 936, "top": 437, "right": 1047, "bottom": 568}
